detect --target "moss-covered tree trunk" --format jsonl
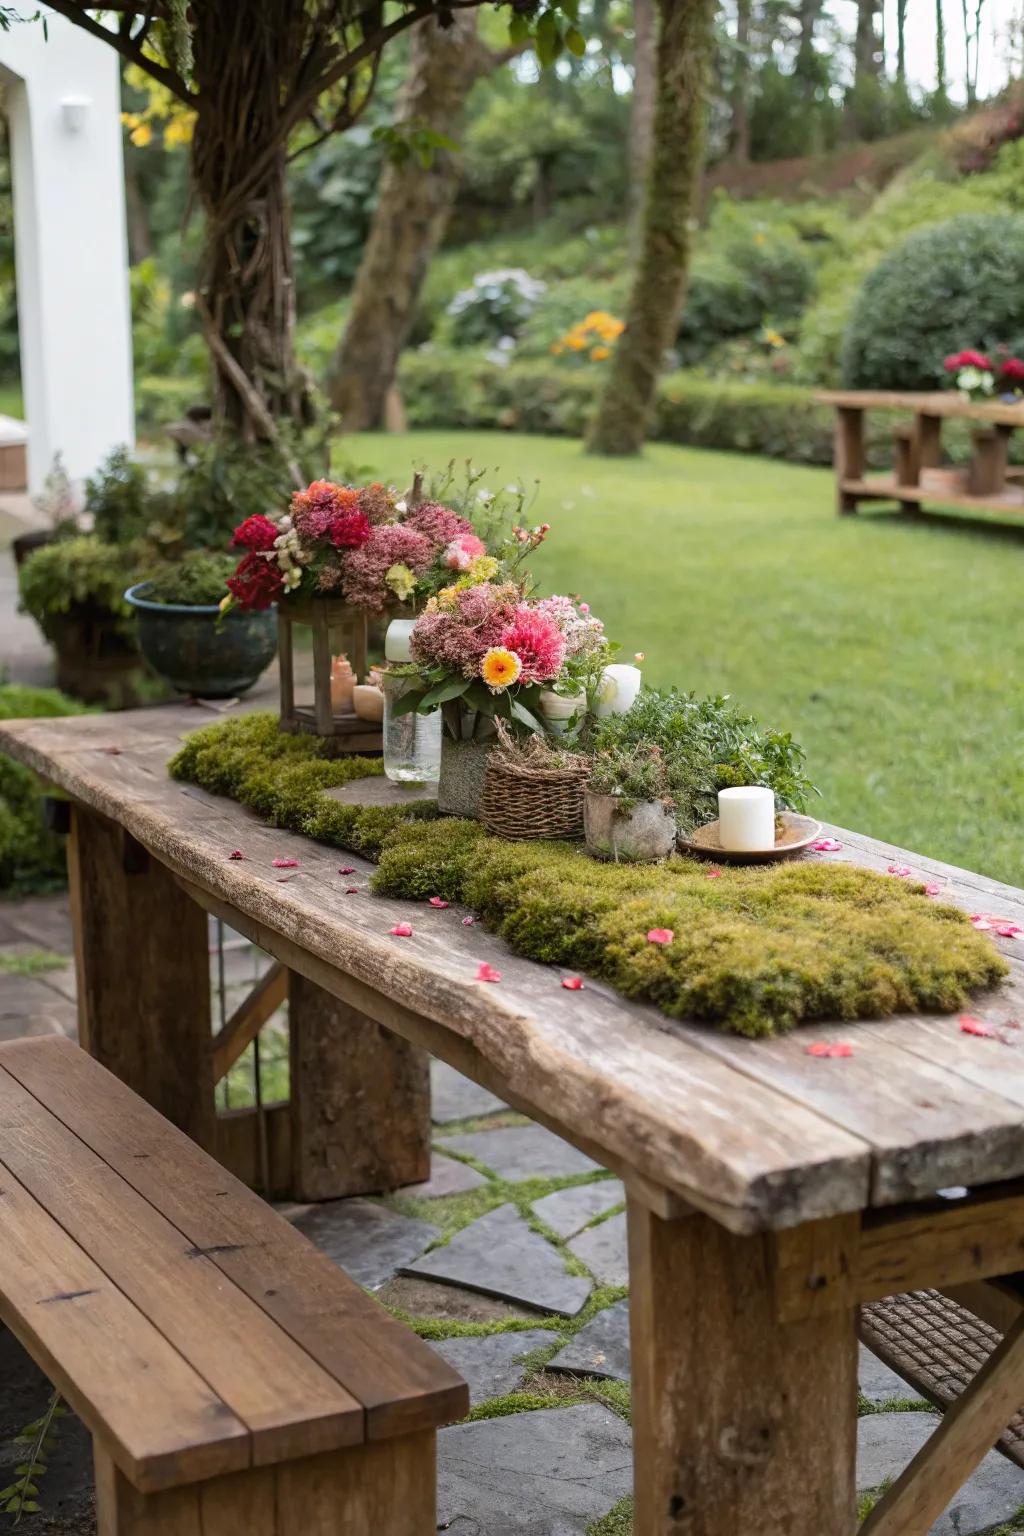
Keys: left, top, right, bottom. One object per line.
{"left": 586, "top": 0, "right": 714, "bottom": 458}
{"left": 629, "top": 0, "right": 657, "bottom": 240}
{"left": 329, "top": 13, "right": 497, "bottom": 432}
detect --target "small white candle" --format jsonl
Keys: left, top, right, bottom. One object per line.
{"left": 385, "top": 617, "right": 416, "bottom": 663}
{"left": 718, "top": 786, "right": 775, "bottom": 852}
{"left": 593, "top": 664, "right": 642, "bottom": 718}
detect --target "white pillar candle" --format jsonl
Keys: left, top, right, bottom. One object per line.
{"left": 385, "top": 617, "right": 416, "bottom": 663}
{"left": 717, "top": 786, "right": 776, "bottom": 852}
{"left": 593, "top": 664, "right": 643, "bottom": 718}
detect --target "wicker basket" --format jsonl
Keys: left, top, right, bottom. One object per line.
{"left": 480, "top": 726, "right": 591, "bottom": 840}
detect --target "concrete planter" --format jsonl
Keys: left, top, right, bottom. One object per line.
{"left": 583, "top": 791, "right": 676, "bottom": 863}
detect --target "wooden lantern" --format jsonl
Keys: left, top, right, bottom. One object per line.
{"left": 276, "top": 597, "right": 382, "bottom": 754}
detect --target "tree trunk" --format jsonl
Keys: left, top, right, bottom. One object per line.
{"left": 190, "top": 3, "right": 313, "bottom": 438}
{"left": 329, "top": 13, "right": 495, "bottom": 432}
{"left": 896, "top": 0, "right": 908, "bottom": 81}
{"left": 629, "top": 0, "right": 657, "bottom": 236}
{"left": 935, "top": 0, "right": 949, "bottom": 103}
{"left": 854, "top": 0, "right": 882, "bottom": 81}
{"left": 123, "top": 153, "right": 153, "bottom": 264}
{"left": 586, "top": 0, "right": 714, "bottom": 457}
{"left": 730, "top": 0, "right": 751, "bottom": 162}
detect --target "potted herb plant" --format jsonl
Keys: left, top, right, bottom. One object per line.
{"left": 584, "top": 744, "right": 679, "bottom": 861}
{"left": 125, "top": 551, "right": 277, "bottom": 699}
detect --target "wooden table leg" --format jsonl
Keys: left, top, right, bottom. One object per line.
{"left": 835, "top": 406, "right": 864, "bottom": 515}
{"left": 288, "top": 972, "right": 431, "bottom": 1201}
{"left": 627, "top": 1199, "right": 858, "bottom": 1536}
{"left": 68, "top": 804, "right": 214, "bottom": 1151}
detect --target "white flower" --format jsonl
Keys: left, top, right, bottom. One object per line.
{"left": 277, "top": 514, "right": 292, "bottom": 532}
{"left": 395, "top": 499, "right": 408, "bottom": 514}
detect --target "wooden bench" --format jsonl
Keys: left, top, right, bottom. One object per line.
{"left": 0, "top": 1035, "right": 467, "bottom": 1535}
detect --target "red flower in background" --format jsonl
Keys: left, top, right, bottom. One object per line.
{"left": 1000, "top": 357, "right": 1024, "bottom": 387}
{"left": 232, "top": 514, "right": 278, "bottom": 552}
{"left": 329, "top": 509, "right": 372, "bottom": 549}
{"left": 291, "top": 481, "right": 361, "bottom": 542}
{"left": 226, "top": 552, "right": 284, "bottom": 610}
{"left": 944, "top": 349, "right": 993, "bottom": 372}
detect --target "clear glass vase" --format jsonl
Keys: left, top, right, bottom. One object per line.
{"left": 383, "top": 673, "right": 441, "bottom": 784}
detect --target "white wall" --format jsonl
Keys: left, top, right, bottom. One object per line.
{"left": 1, "top": 4, "right": 134, "bottom": 492}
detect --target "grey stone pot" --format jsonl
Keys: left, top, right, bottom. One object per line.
{"left": 583, "top": 791, "right": 677, "bottom": 863}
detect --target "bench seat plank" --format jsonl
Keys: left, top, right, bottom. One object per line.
{"left": 0, "top": 1160, "right": 251, "bottom": 1492}
{"left": 0, "top": 1065, "right": 364, "bottom": 1466}
{"left": 0, "top": 1037, "right": 468, "bottom": 1442}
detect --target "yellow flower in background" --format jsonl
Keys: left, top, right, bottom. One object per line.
{"left": 385, "top": 562, "right": 417, "bottom": 601}
{"left": 164, "top": 113, "right": 197, "bottom": 149}
{"left": 763, "top": 327, "right": 786, "bottom": 349}
{"left": 555, "top": 309, "right": 625, "bottom": 361}
{"left": 481, "top": 648, "right": 523, "bottom": 692}
{"left": 130, "top": 123, "right": 153, "bottom": 147}
{"left": 590, "top": 345, "right": 610, "bottom": 361}
{"left": 467, "top": 555, "right": 499, "bottom": 584}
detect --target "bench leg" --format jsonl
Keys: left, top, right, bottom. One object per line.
{"left": 95, "top": 1430, "right": 437, "bottom": 1535}
{"left": 68, "top": 804, "right": 215, "bottom": 1151}
{"left": 288, "top": 972, "right": 431, "bottom": 1201}
{"left": 835, "top": 406, "right": 864, "bottom": 515}
{"left": 626, "top": 1199, "right": 858, "bottom": 1535}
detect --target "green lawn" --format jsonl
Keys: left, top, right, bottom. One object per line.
{"left": 0, "top": 383, "right": 23, "bottom": 419}
{"left": 343, "top": 430, "right": 1023, "bottom": 885}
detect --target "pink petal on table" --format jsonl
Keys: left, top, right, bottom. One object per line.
{"left": 338, "top": 866, "right": 355, "bottom": 875}
{"left": 706, "top": 868, "right": 723, "bottom": 879}
{"left": 959, "top": 1014, "right": 996, "bottom": 1038}
{"left": 925, "top": 883, "right": 942, "bottom": 897}
{"left": 462, "top": 916, "right": 476, "bottom": 927}
{"left": 804, "top": 1041, "right": 854, "bottom": 1058}
{"left": 561, "top": 977, "right": 585, "bottom": 991}
{"left": 345, "top": 887, "right": 359, "bottom": 895}
{"left": 970, "top": 915, "right": 994, "bottom": 931}
{"left": 228, "top": 850, "right": 245, "bottom": 860}
{"left": 887, "top": 864, "right": 912, "bottom": 878}
{"left": 429, "top": 896, "right": 450, "bottom": 908}
{"left": 995, "top": 922, "right": 1023, "bottom": 938}
{"left": 475, "top": 962, "right": 502, "bottom": 983}
{"left": 389, "top": 923, "right": 413, "bottom": 937}
{"left": 811, "top": 838, "right": 843, "bottom": 853}
{"left": 272, "top": 857, "right": 300, "bottom": 869}
{"left": 647, "top": 928, "right": 674, "bottom": 945}
{"left": 99, "top": 745, "right": 123, "bottom": 756}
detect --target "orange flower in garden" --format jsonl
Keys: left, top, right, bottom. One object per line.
{"left": 555, "top": 310, "right": 624, "bottom": 361}
{"left": 591, "top": 346, "right": 610, "bottom": 361}
{"left": 481, "top": 647, "right": 523, "bottom": 691}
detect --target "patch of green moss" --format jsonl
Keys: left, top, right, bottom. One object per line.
{"left": 171, "top": 714, "right": 1007, "bottom": 1037}
{"left": 0, "top": 950, "right": 67, "bottom": 977}
{"left": 857, "top": 1393, "right": 933, "bottom": 1415}
{"left": 587, "top": 1496, "right": 634, "bottom": 1535}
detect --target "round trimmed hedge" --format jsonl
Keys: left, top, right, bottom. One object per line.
{"left": 841, "top": 214, "right": 1024, "bottom": 390}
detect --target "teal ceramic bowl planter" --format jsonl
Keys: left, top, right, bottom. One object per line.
{"left": 124, "top": 584, "right": 277, "bottom": 699}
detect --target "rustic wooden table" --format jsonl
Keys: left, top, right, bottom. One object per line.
{"left": 817, "top": 389, "right": 1024, "bottom": 517}
{"left": 5, "top": 703, "right": 1024, "bottom": 1536}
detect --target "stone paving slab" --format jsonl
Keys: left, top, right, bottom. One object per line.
{"left": 547, "top": 1300, "right": 631, "bottom": 1384}
{"left": 2, "top": 894, "right": 73, "bottom": 954}
{"left": 405, "top": 1150, "right": 488, "bottom": 1199}
{"left": 378, "top": 1275, "right": 540, "bottom": 1325}
{"left": 432, "top": 1058, "right": 507, "bottom": 1124}
{"left": 439, "top": 1124, "right": 601, "bottom": 1182}
{"left": 432, "top": 1329, "right": 554, "bottom": 1409}
{"left": 859, "top": 1344, "right": 918, "bottom": 1405}
{"left": 858, "top": 1410, "right": 1024, "bottom": 1533}
{"left": 289, "top": 1197, "right": 437, "bottom": 1291}
{"left": 568, "top": 1211, "right": 628, "bottom": 1287}
{"left": 438, "top": 1402, "right": 633, "bottom": 1534}
{"left": 531, "top": 1180, "right": 625, "bottom": 1239}
{"left": 402, "top": 1202, "right": 592, "bottom": 1317}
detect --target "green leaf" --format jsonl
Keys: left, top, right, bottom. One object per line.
{"left": 565, "top": 24, "right": 586, "bottom": 55}
{"left": 535, "top": 9, "right": 560, "bottom": 65}
{"left": 388, "top": 688, "right": 427, "bottom": 719}
{"left": 510, "top": 700, "right": 545, "bottom": 733}
{"left": 420, "top": 675, "right": 473, "bottom": 710}
{"left": 508, "top": 12, "right": 530, "bottom": 41}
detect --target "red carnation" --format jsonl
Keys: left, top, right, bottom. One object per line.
{"left": 329, "top": 509, "right": 372, "bottom": 549}
{"left": 1000, "top": 357, "right": 1024, "bottom": 386}
{"left": 226, "top": 552, "right": 285, "bottom": 611}
{"left": 232, "top": 514, "right": 278, "bottom": 552}
{"left": 944, "top": 349, "right": 992, "bottom": 372}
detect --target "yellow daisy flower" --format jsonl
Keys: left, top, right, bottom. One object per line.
{"left": 481, "top": 648, "right": 523, "bottom": 692}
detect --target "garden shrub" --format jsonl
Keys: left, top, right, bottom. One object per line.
{"left": 678, "top": 230, "right": 812, "bottom": 361}
{"left": 441, "top": 270, "right": 547, "bottom": 349}
{"left": 0, "top": 685, "right": 86, "bottom": 896}
{"left": 842, "top": 213, "right": 1024, "bottom": 390}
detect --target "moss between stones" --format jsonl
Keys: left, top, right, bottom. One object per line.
{"left": 170, "top": 713, "right": 1007, "bottom": 1039}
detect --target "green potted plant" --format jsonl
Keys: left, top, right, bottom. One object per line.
{"left": 584, "top": 743, "right": 678, "bottom": 862}
{"left": 17, "top": 534, "right": 143, "bottom": 705}
{"left": 125, "top": 551, "right": 277, "bottom": 699}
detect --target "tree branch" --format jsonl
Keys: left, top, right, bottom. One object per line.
{"left": 42, "top": 0, "right": 196, "bottom": 102}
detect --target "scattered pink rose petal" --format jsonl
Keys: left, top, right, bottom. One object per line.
{"left": 561, "top": 977, "right": 585, "bottom": 991}
{"left": 475, "top": 962, "right": 502, "bottom": 983}
{"left": 887, "top": 863, "right": 912, "bottom": 878}
{"left": 960, "top": 1014, "right": 996, "bottom": 1038}
{"left": 276, "top": 875, "right": 297, "bottom": 883}
{"left": 99, "top": 745, "right": 122, "bottom": 756}
{"left": 272, "top": 857, "right": 300, "bottom": 869}
{"left": 805, "top": 1041, "right": 854, "bottom": 1059}
{"left": 338, "top": 866, "right": 355, "bottom": 875}
{"left": 811, "top": 838, "right": 842, "bottom": 853}
{"left": 345, "top": 887, "right": 359, "bottom": 895}
{"left": 647, "top": 928, "right": 674, "bottom": 945}
{"left": 706, "top": 868, "right": 723, "bottom": 879}
{"left": 389, "top": 923, "right": 413, "bottom": 937}
{"left": 996, "top": 922, "right": 1024, "bottom": 938}
{"left": 971, "top": 913, "right": 1024, "bottom": 937}
{"left": 462, "top": 916, "right": 476, "bottom": 927}
{"left": 970, "top": 914, "right": 994, "bottom": 931}
{"left": 924, "top": 882, "right": 942, "bottom": 897}
{"left": 429, "top": 897, "right": 450, "bottom": 908}
{"left": 228, "top": 850, "right": 245, "bottom": 860}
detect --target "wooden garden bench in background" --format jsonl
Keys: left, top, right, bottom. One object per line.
{"left": 0, "top": 1034, "right": 467, "bottom": 1536}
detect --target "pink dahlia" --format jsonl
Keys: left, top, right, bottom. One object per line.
{"left": 329, "top": 509, "right": 371, "bottom": 549}
{"left": 411, "top": 582, "right": 520, "bottom": 676}
{"left": 404, "top": 500, "right": 475, "bottom": 549}
{"left": 290, "top": 481, "right": 360, "bottom": 542}
{"left": 499, "top": 605, "right": 566, "bottom": 684}
{"left": 231, "top": 514, "right": 278, "bottom": 552}
{"left": 341, "top": 524, "right": 435, "bottom": 613}
{"left": 444, "top": 533, "right": 487, "bottom": 571}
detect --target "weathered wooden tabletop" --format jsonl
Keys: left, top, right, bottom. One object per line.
{"left": 4, "top": 705, "right": 1023, "bottom": 1237}
{"left": 817, "top": 389, "right": 1024, "bottom": 427}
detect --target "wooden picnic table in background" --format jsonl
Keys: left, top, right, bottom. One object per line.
{"left": 5, "top": 703, "right": 1024, "bottom": 1536}
{"left": 818, "top": 389, "right": 1024, "bottom": 517}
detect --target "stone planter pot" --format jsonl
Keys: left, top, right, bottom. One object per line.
{"left": 437, "top": 705, "right": 497, "bottom": 818}
{"left": 583, "top": 791, "right": 677, "bottom": 863}
{"left": 125, "top": 583, "right": 277, "bottom": 699}
{"left": 538, "top": 689, "right": 586, "bottom": 737}
{"left": 43, "top": 605, "right": 141, "bottom": 707}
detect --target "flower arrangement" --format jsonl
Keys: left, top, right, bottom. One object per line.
{"left": 223, "top": 477, "right": 527, "bottom": 617}
{"left": 943, "top": 348, "right": 1024, "bottom": 402}
{"left": 551, "top": 311, "right": 625, "bottom": 363}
